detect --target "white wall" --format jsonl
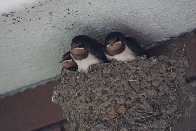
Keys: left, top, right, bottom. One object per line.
{"left": 0, "top": 0, "right": 196, "bottom": 96}
{"left": 0, "top": 0, "right": 39, "bottom": 13}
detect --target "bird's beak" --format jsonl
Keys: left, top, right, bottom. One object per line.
{"left": 71, "top": 44, "right": 77, "bottom": 50}
{"left": 59, "top": 60, "right": 63, "bottom": 63}
{"left": 71, "top": 47, "right": 85, "bottom": 55}
{"left": 71, "top": 43, "right": 82, "bottom": 50}
{"left": 71, "top": 46, "right": 75, "bottom": 50}
{"left": 60, "top": 59, "right": 72, "bottom": 63}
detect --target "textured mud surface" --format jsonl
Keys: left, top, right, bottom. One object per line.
{"left": 53, "top": 45, "right": 189, "bottom": 131}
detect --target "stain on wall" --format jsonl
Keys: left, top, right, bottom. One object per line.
{"left": 0, "top": 0, "right": 196, "bottom": 95}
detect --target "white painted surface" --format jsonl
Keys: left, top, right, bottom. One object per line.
{"left": 0, "top": 0, "right": 38, "bottom": 13}
{"left": 0, "top": 0, "right": 196, "bottom": 95}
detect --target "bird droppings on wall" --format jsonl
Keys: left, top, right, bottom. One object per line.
{"left": 53, "top": 43, "right": 189, "bottom": 130}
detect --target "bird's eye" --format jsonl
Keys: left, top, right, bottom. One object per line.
{"left": 79, "top": 42, "right": 85, "bottom": 47}
{"left": 116, "top": 37, "right": 121, "bottom": 42}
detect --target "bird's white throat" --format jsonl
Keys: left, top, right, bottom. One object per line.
{"left": 72, "top": 53, "right": 100, "bottom": 72}
{"left": 106, "top": 45, "right": 135, "bottom": 61}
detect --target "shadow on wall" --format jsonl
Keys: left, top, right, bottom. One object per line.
{"left": 70, "top": 21, "right": 155, "bottom": 49}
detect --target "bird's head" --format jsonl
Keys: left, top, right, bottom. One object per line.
{"left": 70, "top": 35, "right": 91, "bottom": 60}
{"left": 59, "top": 51, "right": 71, "bottom": 63}
{"left": 59, "top": 51, "right": 78, "bottom": 70}
{"left": 104, "top": 32, "right": 126, "bottom": 56}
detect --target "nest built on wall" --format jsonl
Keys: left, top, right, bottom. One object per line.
{"left": 52, "top": 44, "right": 189, "bottom": 131}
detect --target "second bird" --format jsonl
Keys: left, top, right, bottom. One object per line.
{"left": 104, "top": 32, "right": 149, "bottom": 61}
{"left": 70, "top": 35, "right": 109, "bottom": 72}
{"left": 59, "top": 51, "right": 78, "bottom": 71}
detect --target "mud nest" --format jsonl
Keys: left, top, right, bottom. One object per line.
{"left": 52, "top": 45, "right": 189, "bottom": 131}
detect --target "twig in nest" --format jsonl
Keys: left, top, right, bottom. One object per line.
{"left": 138, "top": 111, "right": 159, "bottom": 115}
{"left": 167, "top": 66, "right": 175, "bottom": 72}
{"left": 114, "top": 118, "right": 118, "bottom": 131}
{"left": 164, "top": 77, "right": 173, "bottom": 85}
{"left": 134, "top": 121, "right": 147, "bottom": 127}
{"left": 114, "top": 116, "right": 124, "bottom": 131}
{"left": 143, "top": 125, "right": 151, "bottom": 131}
{"left": 175, "top": 83, "right": 178, "bottom": 88}
{"left": 130, "top": 86, "right": 139, "bottom": 94}
{"left": 140, "top": 114, "right": 155, "bottom": 119}
{"left": 140, "top": 111, "right": 160, "bottom": 117}
{"left": 103, "top": 116, "right": 120, "bottom": 121}
{"left": 87, "top": 120, "right": 100, "bottom": 130}
{"left": 128, "top": 79, "right": 137, "bottom": 82}
{"left": 127, "top": 106, "right": 137, "bottom": 113}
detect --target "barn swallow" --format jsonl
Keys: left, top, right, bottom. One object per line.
{"left": 59, "top": 51, "right": 78, "bottom": 73}
{"left": 104, "top": 32, "right": 149, "bottom": 61}
{"left": 70, "top": 35, "right": 109, "bottom": 72}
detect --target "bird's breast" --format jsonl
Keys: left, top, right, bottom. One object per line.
{"left": 74, "top": 53, "right": 100, "bottom": 72}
